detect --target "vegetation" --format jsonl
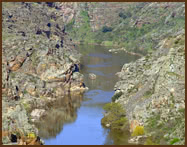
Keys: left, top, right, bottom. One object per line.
{"left": 119, "top": 12, "right": 132, "bottom": 19}
{"left": 102, "top": 26, "right": 113, "bottom": 33}
{"left": 101, "top": 103, "right": 128, "bottom": 131}
{"left": 27, "top": 133, "right": 36, "bottom": 139}
{"left": 144, "top": 102, "right": 185, "bottom": 145}
{"left": 144, "top": 137, "right": 159, "bottom": 145}
{"left": 111, "top": 91, "right": 123, "bottom": 102}
{"left": 170, "top": 138, "right": 180, "bottom": 145}
{"left": 21, "top": 102, "right": 31, "bottom": 113}
{"left": 131, "top": 126, "right": 145, "bottom": 136}
{"left": 143, "top": 90, "right": 153, "bottom": 99}
{"left": 103, "top": 41, "right": 114, "bottom": 46}
{"left": 66, "top": 3, "right": 185, "bottom": 54}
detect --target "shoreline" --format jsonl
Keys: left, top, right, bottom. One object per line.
{"left": 73, "top": 41, "right": 144, "bottom": 57}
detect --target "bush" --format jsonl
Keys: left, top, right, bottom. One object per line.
{"left": 102, "top": 26, "right": 113, "bottom": 33}
{"left": 144, "top": 138, "right": 159, "bottom": 145}
{"left": 103, "top": 102, "right": 125, "bottom": 115}
{"left": 111, "top": 117, "right": 128, "bottom": 130}
{"left": 170, "top": 138, "right": 180, "bottom": 145}
{"left": 119, "top": 12, "right": 127, "bottom": 19}
{"left": 111, "top": 91, "right": 123, "bottom": 102}
{"left": 102, "top": 102, "right": 128, "bottom": 131}
{"left": 103, "top": 41, "right": 113, "bottom": 46}
{"left": 132, "top": 126, "right": 145, "bottom": 136}
{"left": 119, "top": 12, "right": 132, "bottom": 19}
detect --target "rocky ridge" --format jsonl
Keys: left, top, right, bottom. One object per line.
{"left": 2, "top": 2, "right": 87, "bottom": 145}
{"left": 113, "top": 30, "right": 185, "bottom": 145}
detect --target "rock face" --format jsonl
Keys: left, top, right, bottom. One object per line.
{"left": 30, "top": 109, "right": 46, "bottom": 122}
{"left": 2, "top": 2, "right": 87, "bottom": 145}
{"left": 113, "top": 31, "right": 185, "bottom": 145}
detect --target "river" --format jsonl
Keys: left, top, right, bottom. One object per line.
{"left": 35, "top": 44, "right": 140, "bottom": 145}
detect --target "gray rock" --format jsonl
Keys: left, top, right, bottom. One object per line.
{"left": 72, "top": 72, "right": 84, "bottom": 81}
{"left": 89, "top": 73, "right": 97, "bottom": 80}
{"left": 30, "top": 109, "right": 46, "bottom": 122}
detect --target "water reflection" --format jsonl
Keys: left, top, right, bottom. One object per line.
{"left": 34, "top": 94, "right": 83, "bottom": 139}
{"left": 104, "top": 129, "right": 133, "bottom": 145}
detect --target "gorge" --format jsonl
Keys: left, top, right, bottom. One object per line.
{"left": 2, "top": 2, "right": 185, "bottom": 145}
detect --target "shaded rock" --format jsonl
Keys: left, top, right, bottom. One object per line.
{"left": 10, "top": 134, "right": 17, "bottom": 143}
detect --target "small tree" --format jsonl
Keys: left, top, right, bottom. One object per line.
{"left": 119, "top": 12, "right": 127, "bottom": 19}
{"left": 102, "top": 26, "right": 113, "bottom": 33}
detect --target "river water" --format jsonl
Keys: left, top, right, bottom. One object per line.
{"left": 36, "top": 45, "right": 139, "bottom": 145}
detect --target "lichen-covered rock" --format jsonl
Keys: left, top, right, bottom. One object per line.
{"left": 113, "top": 32, "right": 185, "bottom": 145}
{"left": 72, "top": 72, "right": 84, "bottom": 81}
{"left": 2, "top": 2, "right": 86, "bottom": 144}
{"left": 2, "top": 100, "right": 41, "bottom": 144}
{"left": 30, "top": 109, "right": 46, "bottom": 122}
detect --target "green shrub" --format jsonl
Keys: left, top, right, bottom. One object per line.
{"left": 102, "top": 102, "right": 127, "bottom": 130}
{"left": 143, "top": 90, "right": 153, "bottom": 99}
{"left": 104, "top": 41, "right": 113, "bottom": 46}
{"left": 119, "top": 12, "right": 127, "bottom": 19}
{"left": 144, "top": 138, "right": 159, "bottom": 145}
{"left": 111, "top": 117, "right": 128, "bottom": 130}
{"left": 66, "top": 18, "right": 75, "bottom": 31}
{"left": 103, "top": 102, "right": 125, "bottom": 115}
{"left": 170, "top": 138, "right": 180, "bottom": 145}
{"left": 119, "top": 12, "right": 131, "bottom": 19}
{"left": 102, "top": 26, "right": 113, "bottom": 33}
{"left": 111, "top": 91, "right": 123, "bottom": 102}
{"left": 132, "top": 126, "right": 145, "bottom": 136}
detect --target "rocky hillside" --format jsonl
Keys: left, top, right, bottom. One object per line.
{"left": 64, "top": 2, "right": 185, "bottom": 53}
{"left": 2, "top": 2, "right": 87, "bottom": 145}
{"left": 2, "top": 2, "right": 185, "bottom": 145}
{"left": 113, "top": 30, "right": 185, "bottom": 145}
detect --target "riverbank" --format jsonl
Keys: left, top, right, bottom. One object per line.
{"left": 73, "top": 41, "right": 144, "bottom": 57}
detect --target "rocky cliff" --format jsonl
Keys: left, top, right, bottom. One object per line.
{"left": 2, "top": 2, "right": 87, "bottom": 145}
{"left": 113, "top": 30, "right": 185, "bottom": 145}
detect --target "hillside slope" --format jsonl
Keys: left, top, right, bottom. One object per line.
{"left": 65, "top": 2, "right": 185, "bottom": 54}
{"left": 113, "top": 30, "right": 185, "bottom": 145}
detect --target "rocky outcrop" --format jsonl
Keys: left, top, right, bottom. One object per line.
{"left": 113, "top": 31, "right": 185, "bottom": 145}
{"left": 2, "top": 2, "right": 87, "bottom": 145}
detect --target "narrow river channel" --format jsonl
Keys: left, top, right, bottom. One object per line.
{"left": 35, "top": 45, "right": 140, "bottom": 145}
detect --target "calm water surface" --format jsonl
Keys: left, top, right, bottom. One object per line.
{"left": 36, "top": 45, "right": 139, "bottom": 145}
